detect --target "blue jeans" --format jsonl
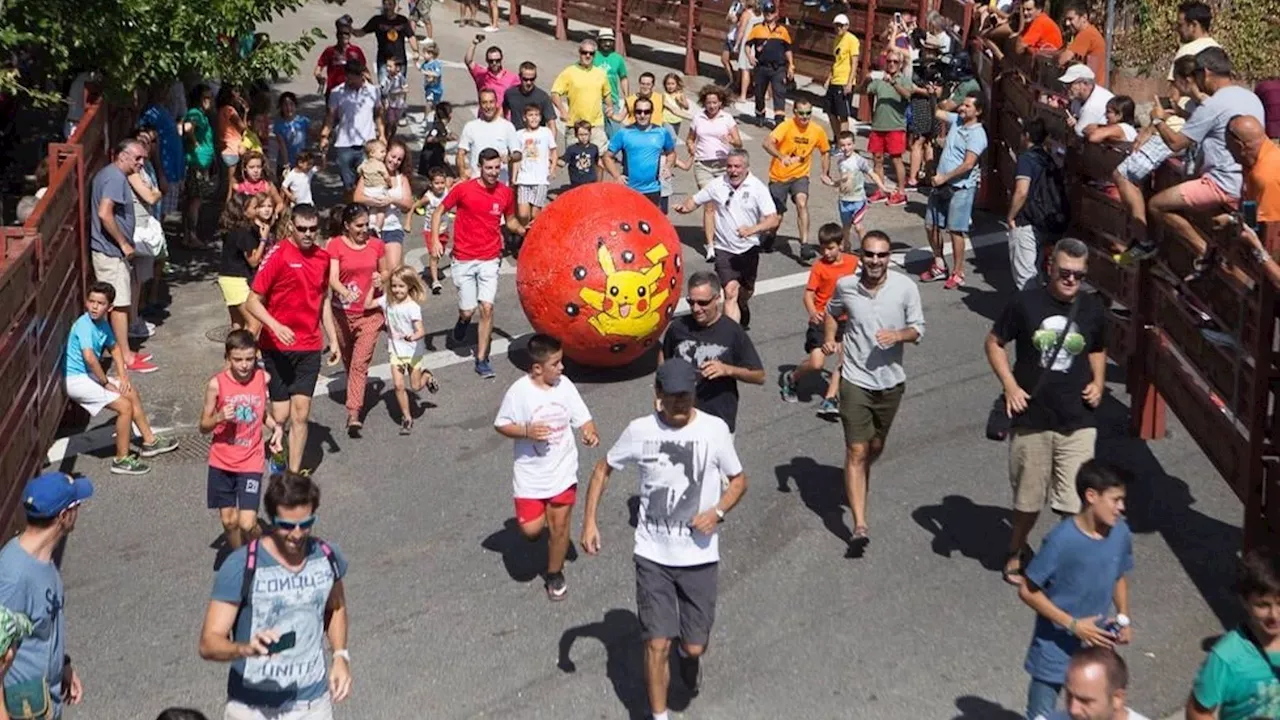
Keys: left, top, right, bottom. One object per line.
{"left": 334, "top": 146, "right": 364, "bottom": 190}
{"left": 1026, "top": 677, "right": 1062, "bottom": 720}
{"left": 925, "top": 184, "right": 977, "bottom": 234}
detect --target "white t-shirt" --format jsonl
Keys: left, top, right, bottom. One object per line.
{"left": 692, "top": 173, "right": 778, "bottom": 255}
{"left": 606, "top": 411, "right": 743, "bottom": 567}
{"left": 459, "top": 117, "right": 520, "bottom": 182}
{"left": 691, "top": 110, "right": 738, "bottom": 163}
{"left": 282, "top": 167, "right": 316, "bottom": 206}
{"left": 515, "top": 126, "right": 556, "bottom": 187}
{"left": 1168, "top": 36, "right": 1220, "bottom": 81}
{"left": 837, "top": 151, "right": 874, "bottom": 202}
{"left": 328, "top": 83, "right": 381, "bottom": 148}
{"left": 1072, "top": 85, "right": 1114, "bottom": 138}
{"left": 377, "top": 295, "right": 424, "bottom": 360}
{"left": 494, "top": 375, "right": 592, "bottom": 499}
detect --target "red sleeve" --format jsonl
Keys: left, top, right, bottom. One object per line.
{"left": 500, "top": 185, "right": 516, "bottom": 217}
{"left": 441, "top": 181, "right": 466, "bottom": 212}
{"left": 251, "top": 245, "right": 283, "bottom": 296}
{"left": 805, "top": 265, "right": 824, "bottom": 293}
{"left": 318, "top": 47, "right": 334, "bottom": 68}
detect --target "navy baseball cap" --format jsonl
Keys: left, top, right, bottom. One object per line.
{"left": 762, "top": 1, "right": 777, "bottom": 12}
{"left": 22, "top": 472, "right": 94, "bottom": 520}
{"left": 655, "top": 358, "right": 698, "bottom": 395}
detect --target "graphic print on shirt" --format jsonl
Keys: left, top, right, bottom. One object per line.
{"left": 225, "top": 391, "right": 263, "bottom": 445}
{"left": 673, "top": 338, "right": 728, "bottom": 367}
{"left": 1033, "top": 315, "right": 1086, "bottom": 372}
{"left": 530, "top": 400, "right": 571, "bottom": 456}
{"left": 573, "top": 150, "right": 594, "bottom": 174}
{"left": 522, "top": 136, "right": 542, "bottom": 161}
{"left": 245, "top": 560, "right": 334, "bottom": 690}
{"left": 641, "top": 439, "right": 706, "bottom": 534}
{"left": 578, "top": 241, "right": 672, "bottom": 338}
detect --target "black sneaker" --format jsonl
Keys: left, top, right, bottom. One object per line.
{"left": 545, "top": 572, "right": 567, "bottom": 601}
{"left": 451, "top": 319, "right": 468, "bottom": 343}
{"left": 678, "top": 652, "right": 701, "bottom": 695}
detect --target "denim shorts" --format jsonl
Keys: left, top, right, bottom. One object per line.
{"left": 380, "top": 228, "right": 406, "bottom": 244}
{"left": 839, "top": 199, "right": 868, "bottom": 227}
{"left": 925, "top": 185, "right": 976, "bottom": 234}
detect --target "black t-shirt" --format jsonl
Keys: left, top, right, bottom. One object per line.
{"left": 992, "top": 287, "right": 1106, "bottom": 432}
{"left": 1013, "top": 147, "right": 1049, "bottom": 226}
{"left": 221, "top": 227, "right": 264, "bottom": 279}
{"left": 503, "top": 85, "right": 557, "bottom": 128}
{"left": 562, "top": 143, "right": 599, "bottom": 187}
{"left": 362, "top": 14, "right": 413, "bottom": 65}
{"left": 417, "top": 117, "right": 454, "bottom": 177}
{"left": 660, "top": 315, "right": 763, "bottom": 433}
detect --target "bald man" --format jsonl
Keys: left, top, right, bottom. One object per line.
{"left": 1038, "top": 646, "right": 1151, "bottom": 720}
{"left": 1226, "top": 114, "right": 1280, "bottom": 224}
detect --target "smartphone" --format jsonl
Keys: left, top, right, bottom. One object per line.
{"left": 894, "top": 11, "right": 903, "bottom": 25}
{"left": 265, "top": 631, "right": 297, "bottom": 655}
{"left": 1158, "top": 97, "right": 1174, "bottom": 111}
{"left": 1242, "top": 200, "right": 1259, "bottom": 230}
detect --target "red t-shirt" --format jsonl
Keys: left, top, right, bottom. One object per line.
{"left": 318, "top": 45, "right": 368, "bottom": 93}
{"left": 442, "top": 179, "right": 516, "bottom": 262}
{"left": 326, "top": 236, "right": 385, "bottom": 316}
{"left": 208, "top": 368, "right": 268, "bottom": 474}
{"left": 251, "top": 239, "right": 331, "bottom": 352}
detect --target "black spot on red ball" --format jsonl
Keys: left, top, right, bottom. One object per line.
{"left": 665, "top": 304, "right": 674, "bottom": 317}
{"left": 610, "top": 343, "right": 626, "bottom": 353}
{"left": 565, "top": 303, "right": 579, "bottom": 316}
{"left": 619, "top": 222, "right": 631, "bottom": 232}
{"left": 621, "top": 250, "right": 635, "bottom": 263}
{"left": 638, "top": 221, "right": 651, "bottom": 234}
{"left": 573, "top": 266, "right": 587, "bottom": 280}
{"left": 674, "top": 254, "right": 682, "bottom": 270}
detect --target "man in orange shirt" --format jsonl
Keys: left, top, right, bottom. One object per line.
{"left": 1013, "top": 0, "right": 1063, "bottom": 54}
{"left": 1226, "top": 115, "right": 1280, "bottom": 223}
{"left": 1057, "top": 2, "right": 1107, "bottom": 87}
{"left": 761, "top": 99, "right": 832, "bottom": 259}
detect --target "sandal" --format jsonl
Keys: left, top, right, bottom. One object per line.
{"left": 425, "top": 373, "right": 440, "bottom": 394}
{"left": 1002, "top": 548, "right": 1027, "bottom": 586}
{"left": 399, "top": 419, "right": 413, "bottom": 436}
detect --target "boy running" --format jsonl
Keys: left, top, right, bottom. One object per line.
{"left": 513, "top": 104, "right": 557, "bottom": 224}
{"left": 493, "top": 334, "right": 599, "bottom": 601}
{"left": 779, "top": 223, "right": 858, "bottom": 418}
{"left": 198, "top": 330, "right": 282, "bottom": 550}
{"left": 559, "top": 120, "right": 602, "bottom": 189}
{"left": 411, "top": 166, "right": 454, "bottom": 294}
{"left": 829, "top": 130, "right": 887, "bottom": 250}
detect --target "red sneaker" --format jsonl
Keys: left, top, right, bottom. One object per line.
{"left": 127, "top": 356, "right": 159, "bottom": 373}
{"left": 867, "top": 189, "right": 888, "bottom": 204}
{"left": 919, "top": 263, "right": 948, "bottom": 282}
{"left": 886, "top": 191, "right": 908, "bottom": 206}
{"left": 135, "top": 351, "right": 153, "bottom": 363}
{"left": 943, "top": 273, "right": 966, "bottom": 290}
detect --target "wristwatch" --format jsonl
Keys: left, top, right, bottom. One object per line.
{"left": 1253, "top": 245, "right": 1271, "bottom": 264}
{"left": 714, "top": 507, "right": 726, "bottom": 521}
{"left": 333, "top": 649, "right": 351, "bottom": 663}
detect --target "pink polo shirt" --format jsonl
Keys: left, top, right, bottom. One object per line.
{"left": 470, "top": 65, "right": 520, "bottom": 101}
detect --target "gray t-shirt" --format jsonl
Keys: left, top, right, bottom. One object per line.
{"left": 1180, "top": 85, "right": 1265, "bottom": 198}
{"left": 0, "top": 538, "right": 66, "bottom": 716}
{"left": 89, "top": 164, "right": 135, "bottom": 257}
{"left": 826, "top": 269, "right": 926, "bottom": 391}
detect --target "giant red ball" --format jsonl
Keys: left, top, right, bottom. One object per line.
{"left": 516, "top": 184, "right": 685, "bottom": 367}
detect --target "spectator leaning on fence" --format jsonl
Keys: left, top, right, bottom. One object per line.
{"left": 1060, "top": 65, "right": 1113, "bottom": 139}
{"left": 1012, "top": 0, "right": 1063, "bottom": 55}
{"left": 1222, "top": 115, "right": 1280, "bottom": 288}
{"left": 1056, "top": 2, "right": 1107, "bottom": 88}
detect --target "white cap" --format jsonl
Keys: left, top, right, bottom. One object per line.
{"left": 1057, "top": 64, "right": 1096, "bottom": 84}
{"left": 833, "top": 13, "right": 850, "bottom": 25}
{"left": 597, "top": 28, "right": 615, "bottom": 40}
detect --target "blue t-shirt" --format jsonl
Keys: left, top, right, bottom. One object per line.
{"left": 140, "top": 103, "right": 185, "bottom": 182}
{"left": 937, "top": 112, "right": 988, "bottom": 189}
{"left": 419, "top": 58, "right": 444, "bottom": 102}
{"left": 64, "top": 313, "right": 114, "bottom": 377}
{"left": 211, "top": 539, "right": 349, "bottom": 708}
{"left": 1023, "top": 517, "right": 1133, "bottom": 683}
{"left": 272, "top": 116, "right": 311, "bottom": 167}
{"left": 607, "top": 124, "right": 674, "bottom": 195}
{"left": 0, "top": 538, "right": 66, "bottom": 716}
{"left": 563, "top": 142, "right": 600, "bottom": 188}
{"left": 89, "top": 164, "right": 135, "bottom": 257}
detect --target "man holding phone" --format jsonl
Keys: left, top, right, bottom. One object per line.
{"left": 200, "top": 472, "right": 352, "bottom": 720}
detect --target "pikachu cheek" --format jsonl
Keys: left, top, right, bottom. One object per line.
{"left": 602, "top": 297, "right": 613, "bottom": 312}
{"left": 638, "top": 298, "right": 649, "bottom": 313}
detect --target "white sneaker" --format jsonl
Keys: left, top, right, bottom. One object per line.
{"left": 483, "top": 24, "right": 499, "bottom": 32}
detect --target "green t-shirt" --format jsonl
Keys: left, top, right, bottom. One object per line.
{"left": 950, "top": 78, "right": 981, "bottom": 106}
{"left": 1193, "top": 628, "right": 1280, "bottom": 720}
{"left": 867, "top": 76, "right": 912, "bottom": 131}
{"left": 593, "top": 50, "right": 627, "bottom": 110}
{"left": 183, "top": 108, "right": 215, "bottom": 170}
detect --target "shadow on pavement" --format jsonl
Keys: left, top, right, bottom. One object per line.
{"left": 557, "top": 608, "right": 650, "bottom": 720}
{"left": 298, "top": 420, "right": 341, "bottom": 473}
{"left": 911, "top": 494, "right": 1011, "bottom": 572}
{"left": 952, "top": 694, "right": 1024, "bottom": 719}
{"left": 774, "top": 456, "right": 851, "bottom": 544}
{"left": 480, "top": 518, "right": 579, "bottom": 583}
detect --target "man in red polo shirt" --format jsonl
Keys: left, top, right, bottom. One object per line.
{"left": 243, "top": 204, "right": 340, "bottom": 472}
{"left": 314, "top": 18, "right": 368, "bottom": 96}
{"left": 429, "top": 147, "right": 525, "bottom": 379}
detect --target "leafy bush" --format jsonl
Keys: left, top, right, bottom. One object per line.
{"left": 1112, "top": 0, "right": 1280, "bottom": 82}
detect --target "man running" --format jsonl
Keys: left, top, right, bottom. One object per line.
{"left": 430, "top": 148, "right": 526, "bottom": 379}
{"left": 761, "top": 99, "right": 831, "bottom": 260}
{"left": 243, "top": 204, "right": 340, "bottom": 473}
{"left": 604, "top": 96, "right": 676, "bottom": 205}
{"left": 581, "top": 358, "right": 748, "bottom": 719}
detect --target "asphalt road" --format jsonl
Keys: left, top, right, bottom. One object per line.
{"left": 48, "top": 4, "right": 1237, "bottom": 719}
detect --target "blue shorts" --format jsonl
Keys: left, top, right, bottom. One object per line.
{"left": 207, "top": 467, "right": 263, "bottom": 510}
{"left": 380, "top": 228, "right": 406, "bottom": 244}
{"left": 925, "top": 185, "right": 977, "bottom": 234}
{"left": 839, "top": 199, "right": 868, "bottom": 227}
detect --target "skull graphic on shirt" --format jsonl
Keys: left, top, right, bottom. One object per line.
{"left": 1032, "top": 315, "right": 1086, "bottom": 372}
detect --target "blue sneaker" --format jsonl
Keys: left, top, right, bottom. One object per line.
{"left": 779, "top": 370, "right": 798, "bottom": 403}
{"left": 475, "top": 359, "right": 496, "bottom": 379}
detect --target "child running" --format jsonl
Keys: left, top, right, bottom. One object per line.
{"left": 779, "top": 223, "right": 858, "bottom": 418}
{"left": 367, "top": 265, "right": 439, "bottom": 435}
{"left": 217, "top": 193, "right": 270, "bottom": 331}
{"left": 513, "top": 105, "right": 557, "bottom": 224}
{"left": 410, "top": 166, "right": 454, "bottom": 294}
{"left": 359, "top": 139, "right": 392, "bottom": 231}
{"left": 417, "top": 100, "right": 454, "bottom": 180}
{"left": 559, "top": 120, "right": 601, "bottom": 189}
{"left": 198, "top": 329, "right": 282, "bottom": 550}
{"left": 493, "top": 333, "right": 599, "bottom": 601}
{"left": 831, "top": 130, "right": 887, "bottom": 251}
{"left": 418, "top": 41, "right": 444, "bottom": 106}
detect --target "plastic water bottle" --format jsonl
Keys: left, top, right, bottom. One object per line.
{"left": 1103, "top": 614, "right": 1130, "bottom": 637}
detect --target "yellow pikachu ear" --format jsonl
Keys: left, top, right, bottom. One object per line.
{"left": 596, "top": 242, "right": 616, "bottom": 276}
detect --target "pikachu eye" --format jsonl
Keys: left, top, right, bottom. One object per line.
{"left": 637, "top": 286, "right": 646, "bottom": 297}
{"left": 610, "top": 286, "right": 619, "bottom": 296}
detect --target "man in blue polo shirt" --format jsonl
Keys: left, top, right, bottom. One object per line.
{"left": 604, "top": 95, "right": 675, "bottom": 207}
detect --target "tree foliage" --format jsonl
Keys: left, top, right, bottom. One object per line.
{"left": 1111, "top": 0, "right": 1280, "bottom": 82}
{"left": 0, "top": 0, "right": 328, "bottom": 105}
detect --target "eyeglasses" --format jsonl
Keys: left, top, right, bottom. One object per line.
{"left": 1057, "top": 268, "right": 1087, "bottom": 281}
{"left": 579, "top": 50, "right": 594, "bottom": 56}
{"left": 861, "top": 250, "right": 892, "bottom": 259}
{"left": 295, "top": 225, "right": 320, "bottom": 234}
{"left": 795, "top": 110, "right": 812, "bottom": 117}
{"left": 487, "top": 58, "right": 503, "bottom": 64}
{"left": 686, "top": 297, "right": 716, "bottom": 307}
{"left": 272, "top": 515, "right": 317, "bottom": 531}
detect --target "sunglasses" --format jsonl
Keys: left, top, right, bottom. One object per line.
{"left": 521, "top": 76, "right": 536, "bottom": 82}
{"left": 687, "top": 297, "right": 716, "bottom": 307}
{"left": 1057, "top": 268, "right": 1087, "bottom": 281}
{"left": 487, "top": 58, "right": 503, "bottom": 64}
{"left": 861, "top": 250, "right": 891, "bottom": 258}
{"left": 724, "top": 188, "right": 736, "bottom": 208}
{"left": 272, "top": 515, "right": 317, "bottom": 531}
{"left": 635, "top": 109, "right": 653, "bottom": 115}
{"left": 579, "top": 50, "right": 594, "bottom": 56}
{"left": 295, "top": 225, "right": 320, "bottom": 234}
{"left": 795, "top": 110, "right": 812, "bottom": 117}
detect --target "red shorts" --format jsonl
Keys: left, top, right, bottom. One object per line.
{"left": 514, "top": 484, "right": 577, "bottom": 524}
{"left": 868, "top": 129, "right": 907, "bottom": 157}
{"left": 423, "top": 227, "right": 450, "bottom": 246}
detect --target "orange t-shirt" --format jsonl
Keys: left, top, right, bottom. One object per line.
{"left": 807, "top": 254, "right": 859, "bottom": 318}
{"left": 1066, "top": 24, "right": 1107, "bottom": 86}
{"left": 768, "top": 118, "right": 831, "bottom": 183}
{"left": 1021, "top": 14, "right": 1064, "bottom": 51}
{"left": 218, "top": 105, "right": 244, "bottom": 155}
{"left": 1249, "top": 140, "right": 1280, "bottom": 223}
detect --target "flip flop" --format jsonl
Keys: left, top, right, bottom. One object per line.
{"left": 1002, "top": 550, "right": 1026, "bottom": 586}
{"left": 425, "top": 373, "right": 440, "bottom": 394}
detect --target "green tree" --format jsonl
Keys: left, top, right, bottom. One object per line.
{"left": 1113, "top": 0, "right": 1280, "bottom": 82}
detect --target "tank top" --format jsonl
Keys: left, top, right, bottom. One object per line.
{"left": 208, "top": 368, "right": 268, "bottom": 474}
{"left": 381, "top": 174, "right": 407, "bottom": 232}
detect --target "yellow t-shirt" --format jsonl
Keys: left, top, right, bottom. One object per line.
{"left": 830, "top": 33, "right": 861, "bottom": 86}
{"left": 551, "top": 65, "right": 611, "bottom": 127}
{"left": 625, "top": 93, "right": 666, "bottom": 126}
{"left": 768, "top": 118, "right": 831, "bottom": 182}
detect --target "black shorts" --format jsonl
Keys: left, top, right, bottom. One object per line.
{"left": 803, "top": 320, "right": 846, "bottom": 354}
{"left": 635, "top": 555, "right": 719, "bottom": 645}
{"left": 769, "top": 177, "right": 810, "bottom": 214}
{"left": 207, "top": 467, "right": 263, "bottom": 510}
{"left": 713, "top": 247, "right": 760, "bottom": 294}
{"left": 826, "top": 86, "right": 853, "bottom": 120}
{"left": 261, "top": 348, "right": 322, "bottom": 402}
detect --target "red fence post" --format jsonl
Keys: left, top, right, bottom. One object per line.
{"left": 615, "top": 0, "right": 627, "bottom": 55}
{"left": 685, "top": 0, "right": 699, "bottom": 76}
{"left": 554, "top": 0, "right": 567, "bottom": 40}
{"left": 510, "top": 0, "right": 521, "bottom": 26}
{"left": 858, "top": 0, "right": 878, "bottom": 123}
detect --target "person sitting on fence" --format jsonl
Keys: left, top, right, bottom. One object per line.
{"left": 1011, "top": 0, "right": 1063, "bottom": 54}
{"left": 1222, "top": 115, "right": 1280, "bottom": 287}
{"left": 1056, "top": 2, "right": 1107, "bottom": 87}
{"left": 1122, "top": 47, "right": 1265, "bottom": 279}
{"left": 64, "top": 282, "right": 179, "bottom": 475}
{"left": 1083, "top": 96, "right": 1138, "bottom": 147}
{"left": 976, "top": 0, "right": 1018, "bottom": 45}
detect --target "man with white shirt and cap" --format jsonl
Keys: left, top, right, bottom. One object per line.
{"left": 673, "top": 148, "right": 780, "bottom": 328}
{"left": 1060, "top": 65, "right": 1113, "bottom": 138}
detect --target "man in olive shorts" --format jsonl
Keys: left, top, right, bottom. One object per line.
{"left": 822, "top": 231, "right": 924, "bottom": 553}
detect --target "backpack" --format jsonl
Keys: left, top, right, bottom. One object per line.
{"left": 1020, "top": 148, "right": 1069, "bottom": 234}
{"left": 238, "top": 537, "right": 341, "bottom": 613}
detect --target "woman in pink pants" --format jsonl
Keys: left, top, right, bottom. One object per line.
{"left": 327, "top": 203, "right": 387, "bottom": 434}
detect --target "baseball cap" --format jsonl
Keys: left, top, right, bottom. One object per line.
{"left": 22, "top": 471, "right": 94, "bottom": 520}
{"left": 1058, "top": 64, "right": 1096, "bottom": 84}
{"left": 655, "top": 358, "right": 698, "bottom": 395}
{"left": 833, "top": 13, "right": 850, "bottom": 25}
{"left": 597, "top": 28, "right": 616, "bottom": 40}
{"left": 761, "top": 1, "right": 777, "bottom": 12}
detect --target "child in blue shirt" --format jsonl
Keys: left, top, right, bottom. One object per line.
{"left": 419, "top": 41, "right": 444, "bottom": 106}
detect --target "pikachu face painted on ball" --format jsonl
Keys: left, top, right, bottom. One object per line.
{"left": 578, "top": 242, "right": 671, "bottom": 339}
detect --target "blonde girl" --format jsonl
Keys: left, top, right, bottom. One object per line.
{"left": 365, "top": 265, "right": 438, "bottom": 434}
{"left": 662, "top": 73, "right": 693, "bottom": 137}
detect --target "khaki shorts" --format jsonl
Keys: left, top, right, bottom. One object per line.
{"left": 91, "top": 252, "right": 132, "bottom": 307}
{"left": 838, "top": 379, "right": 905, "bottom": 446}
{"left": 693, "top": 160, "right": 727, "bottom": 189}
{"left": 1009, "top": 426, "right": 1097, "bottom": 514}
